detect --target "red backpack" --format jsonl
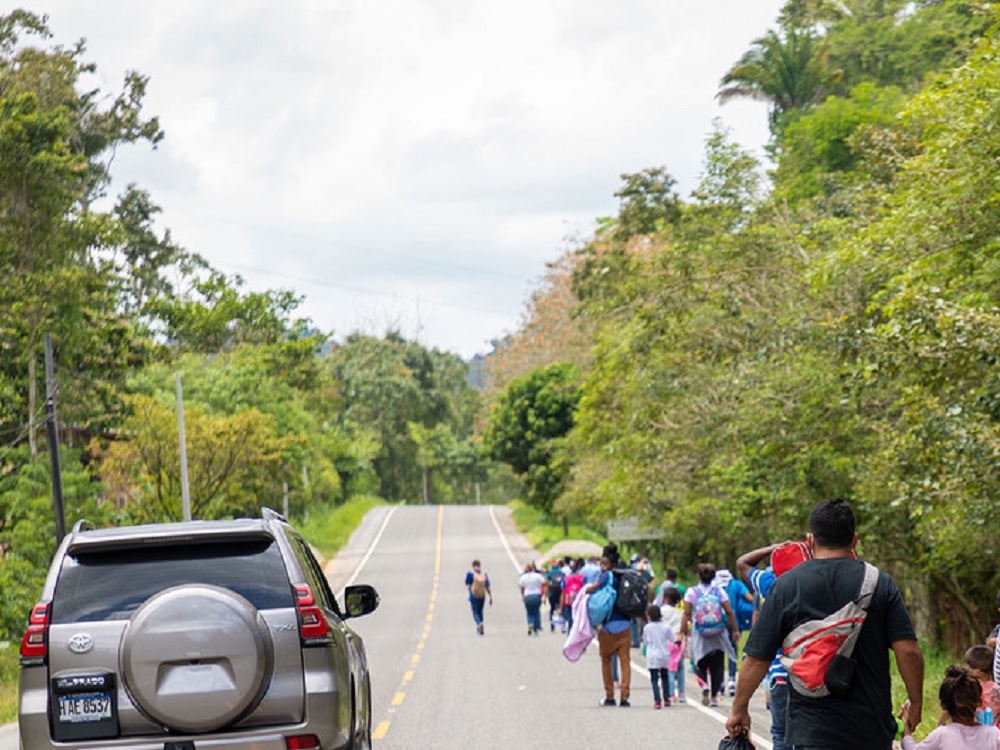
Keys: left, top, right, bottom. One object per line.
{"left": 562, "top": 573, "right": 584, "bottom": 605}
{"left": 779, "top": 562, "right": 878, "bottom": 697}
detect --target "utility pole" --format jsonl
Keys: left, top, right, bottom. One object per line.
{"left": 176, "top": 373, "right": 192, "bottom": 522}
{"left": 44, "top": 334, "right": 66, "bottom": 543}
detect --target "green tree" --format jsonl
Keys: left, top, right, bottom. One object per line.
{"left": 327, "top": 332, "right": 481, "bottom": 502}
{"left": 101, "top": 393, "right": 295, "bottom": 522}
{"left": 483, "top": 362, "right": 580, "bottom": 515}
{"left": 0, "top": 10, "right": 162, "bottom": 456}
{"left": 774, "top": 82, "right": 907, "bottom": 201}
{"left": 718, "top": 28, "right": 842, "bottom": 132}
{"left": 610, "top": 167, "right": 682, "bottom": 241}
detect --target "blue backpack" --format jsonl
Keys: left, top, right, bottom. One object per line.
{"left": 693, "top": 586, "right": 726, "bottom": 634}
{"left": 587, "top": 572, "right": 616, "bottom": 627}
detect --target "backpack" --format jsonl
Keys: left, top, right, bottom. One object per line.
{"left": 693, "top": 585, "right": 726, "bottom": 634}
{"left": 613, "top": 567, "right": 649, "bottom": 618}
{"left": 562, "top": 574, "right": 584, "bottom": 606}
{"left": 588, "top": 572, "right": 617, "bottom": 627}
{"left": 779, "top": 562, "right": 879, "bottom": 698}
{"left": 548, "top": 568, "right": 564, "bottom": 595}
{"left": 470, "top": 571, "right": 487, "bottom": 598}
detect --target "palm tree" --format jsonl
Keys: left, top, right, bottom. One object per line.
{"left": 717, "top": 28, "right": 841, "bottom": 131}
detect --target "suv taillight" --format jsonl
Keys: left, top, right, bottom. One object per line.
{"left": 20, "top": 601, "right": 50, "bottom": 661}
{"left": 285, "top": 734, "right": 321, "bottom": 750}
{"left": 294, "top": 585, "right": 329, "bottom": 639}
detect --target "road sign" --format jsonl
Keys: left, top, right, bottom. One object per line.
{"left": 606, "top": 517, "right": 664, "bottom": 541}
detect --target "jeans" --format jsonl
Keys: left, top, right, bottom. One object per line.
{"left": 470, "top": 596, "right": 485, "bottom": 625}
{"left": 696, "top": 649, "right": 725, "bottom": 698}
{"left": 599, "top": 629, "right": 631, "bottom": 701}
{"left": 524, "top": 594, "right": 542, "bottom": 632}
{"left": 674, "top": 662, "right": 685, "bottom": 698}
{"left": 630, "top": 616, "right": 642, "bottom": 648}
{"left": 649, "top": 668, "right": 674, "bottom": 704}
{"left": 562, "top": 603, "right": 573, "bottom": 631}
{"left": 769, "top": 679, "right": 789, "bottom": 750}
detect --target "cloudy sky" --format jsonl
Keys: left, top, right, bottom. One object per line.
{"left": 20, "top": 1, "right": 785, "bottom": 359}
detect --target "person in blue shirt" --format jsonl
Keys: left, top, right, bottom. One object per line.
{"left": 464, "top": 559, "right": 492, "bottom": 635}
{"left": 586, "top": 542, "right": 633, "bottom": 707}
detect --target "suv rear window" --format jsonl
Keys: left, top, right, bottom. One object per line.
{"left": 51, "top": 538, "right": 295, "bottom": 623}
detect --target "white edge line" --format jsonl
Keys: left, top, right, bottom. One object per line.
{"left": 336, "top": 505, "right": 399, "bottom": 600}
{"left": 488, "top": 505, "right": 523, "bottom": 574}
{"left": 331, "top": 504, "right": 772, "bottom": 748}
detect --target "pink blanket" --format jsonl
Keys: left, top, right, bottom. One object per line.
{"left": 562, "top": 590, "right": 595, "bottom": 662}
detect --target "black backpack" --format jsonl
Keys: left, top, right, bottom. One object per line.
{"left": 548, "top": 568, "right": 564, "bottom": 594}
{"left": 612, "top": 567, "right": 648, "bottom": 618}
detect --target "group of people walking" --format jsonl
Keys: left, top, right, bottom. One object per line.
{"left": 463, "top": 497, "right": 1000, "bottom": 749}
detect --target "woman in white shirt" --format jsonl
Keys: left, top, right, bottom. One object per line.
{"left": 519, "top": 561, "right": 547, "bottom": 635}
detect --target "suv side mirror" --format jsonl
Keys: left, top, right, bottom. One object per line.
{"left": 343, "top": 585, "right": 379, "bottom": 619}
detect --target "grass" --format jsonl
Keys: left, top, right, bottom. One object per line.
{"left": 892, "top": 643, "right": 955, "bottom": 740}
{"left": 295, "top": 495, "right": 386, "bottom": 561}
{"left": 1, "top": 642, "right": 17, "bottom": 724}
{"left": 508, "top": 499, "right": 606, "bottom": 555}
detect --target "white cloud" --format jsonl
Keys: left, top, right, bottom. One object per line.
{"left": 22, "top": 0, "right": 783, "bottom": 358}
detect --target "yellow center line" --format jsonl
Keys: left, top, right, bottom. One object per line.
{"left": 374, "top": 505, "right": 445, "bottom": 742}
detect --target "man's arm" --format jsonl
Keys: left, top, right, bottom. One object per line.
{"left": 735, "top": 542, "right": 785, "bottom": 584}
{"left": 726, "top": 654, "right": 769, "bottom": 738}
{"left": 892, "top": 638, "right": 924, "bottom": 735}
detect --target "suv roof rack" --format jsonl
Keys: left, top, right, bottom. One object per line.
{"left": 71, "top": 519, "right": 95, "bottom": 534}
{"left": 261, "top": 507, "right": 287, "bottom": 523}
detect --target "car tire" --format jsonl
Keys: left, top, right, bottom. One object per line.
{"left": 121, "top": 584, "right": 274, "bottom": 733}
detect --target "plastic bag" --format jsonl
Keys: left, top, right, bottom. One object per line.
{"left": 717, "top": 732, "right": 755, "bottom": 750}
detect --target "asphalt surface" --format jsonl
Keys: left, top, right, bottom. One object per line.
{"left": 2, "top": 504, "right": 774, "bottom": 750}
{"left": 330, "top": 504, "right": 775, "bottom": 750}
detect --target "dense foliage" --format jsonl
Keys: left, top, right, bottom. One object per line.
{"left": 485, "top": 2, "right": 1000, "bottom": 652}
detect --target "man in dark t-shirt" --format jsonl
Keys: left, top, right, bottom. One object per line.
{"left": 726, "top": 499, "right": 925, "bottom": 750}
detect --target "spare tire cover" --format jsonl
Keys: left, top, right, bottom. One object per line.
{"left": 121, "top": 584, "right": 274, "bottom": 733}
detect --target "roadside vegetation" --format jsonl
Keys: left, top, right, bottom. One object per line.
{"left": 485, "top": 2, "right": 1000, "bottom": 656}
{"left": 298, "top": 495, "right": 386, "bottom": 561}
{"left": 0, "top": 645, "right": 15, "bottom": 724}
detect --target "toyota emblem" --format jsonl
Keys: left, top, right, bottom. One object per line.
{"left": 67, "top": 634, "right": 94, "bottom": 654}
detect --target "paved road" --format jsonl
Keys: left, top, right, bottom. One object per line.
{"left": 330, "top": 504, "right": 775, "bottom": 750}
{"left": 2, "top": 504, "right": 774, "bottom": 750}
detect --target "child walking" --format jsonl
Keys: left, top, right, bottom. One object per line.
{"left": 642, "top": 604, "right": 680, "bottom": 709}
{"left": 900, "top": 666, "right": 1000, "bottom": 749}
{"left": 661, "top": 587, "right": 686, "bottom": 703}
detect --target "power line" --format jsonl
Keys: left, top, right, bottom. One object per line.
{"left": 224, "top": 261, "right": 519, "bottom": 318}
{"left": 171, "top": 208, "right": 533, "bottom": 282}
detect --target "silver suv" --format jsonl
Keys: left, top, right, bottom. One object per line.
{"left": 19, "top": 508, "right": 379, "bottom": 750}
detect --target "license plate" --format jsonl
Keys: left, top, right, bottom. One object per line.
{"left": 58, "top": 693, "right": 112, "bottom": 723}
